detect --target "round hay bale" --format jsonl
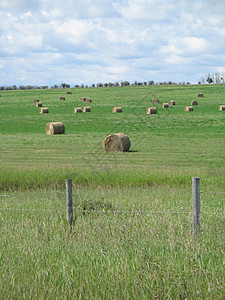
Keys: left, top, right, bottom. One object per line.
{"left": 40, "top": 107, "right": 49, "bottom": 113}
{"left": 191, "top": 100, "right": 198, "bottom": 106}
{"left": 113, "top": 107, "right": 122, "bottom": 113}
{"left": 86, "top": 98, "right": 92, "bottom": 103}
{"left": 104, "top": 133, "right": 130, "bottom": 152}
{"left": 162, "top": 103, "right": 169, "bottom": 108}
{"left": 33, "top": 98, "right": 39, "bottom": 103}
{"left": 168, "top": 100, "right": 175, "bottom": 106}
{"left": 80, "top": 97, "right": 86, "bottom": 101}
{"left": 60, "top": 96, "right": 65, "bottom": 100}
{"left": 83, "top": 106, "right": 91, "bottom": 112}
{"left": 198, "top": 93, "right": 204, "bottom": 97}
{"left": 74, "top": 107, "right": 82, "bottom": 113}
{"left": 36, "top": 102, "right": 43, "bottom": 107}
{"left": 67, "top": 91, "right": 72, "bottom": 94}
{"left": 146, "top": 107, "right": 157, "bottom": 114}
{"left": 219, "top": 105, "right": 225, "bottom": 111}
{"left": 184, "top": 106, "right": 193, "bottom": 111}
{"left": 46, "top": 122, "right": 65, "bottom": 135}
{"left": 152, "top": 99, "right": 159, "bottom": 104}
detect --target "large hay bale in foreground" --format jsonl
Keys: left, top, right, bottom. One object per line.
{"left": 60, "top": 96, "right": 65, "bottom": 100}
{"left": 113, "top": 107, "right": 122, "bottom": 113}
{"left": 162, "top": 103, "right": 169, "bottom": 108}
{"left": 146, "top": 107, "right": 157, "bottom": 114}
{"left": 198, "top": 93, "right": 204, "bottom": 97}
{"left": 219, "top": 105, "right": 225, "bottom": 111}
{"left": 86, "top": 98, "right": 92, "bottom": 103}
{"left": 74, "top": 107, "right": 82, "bottom": 113}
{"left": 36, "top": 102, "right": 43, "bottom": 107}
{"left": 104, "top": 133, "right": 130, "bottom": 152}
{"left": 152, "top": 99, "right": 159, "bottom": 104}
{"left": 80, "top": 97, "right": 86, "bottom": 101}
{"left": 33, "top": 98, "right": 39, "bottom": 103}
{"left": 40, "top": 107, "right": 49, "bottom": 113}
{"left": 46, "top": 122, "right": 65, "bottom": 135}
{"left": 168, "top": 100, "right": 175, "bottom": 106}
{"left": 83, "top": 106, "right": 91, "bottom": 112}
{"left": 184, "top": 106, "right": 193, "bottom": 111}
{"left": 191, "top": 100, "right": 198, "bottom": 106}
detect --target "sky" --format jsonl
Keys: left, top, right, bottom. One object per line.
{"left": 0, "top": 0, "right": 225, "bottom": 87}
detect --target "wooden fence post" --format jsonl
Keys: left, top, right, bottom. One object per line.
{"left": 192, "top": 177, "right": 200, "bottom": 238}
{"left": 66, "top": 179, "right": 73, "bottom": 226}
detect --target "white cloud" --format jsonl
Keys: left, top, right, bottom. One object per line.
{"left": 0, "top": 0, "right": 225, "bottom": 86}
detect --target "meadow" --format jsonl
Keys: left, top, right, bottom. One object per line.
{"left": 0, "top": 84, "right": 224, "bottom": 298}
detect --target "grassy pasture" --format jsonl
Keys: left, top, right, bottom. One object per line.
{"left": 0, "top": 84, "right": 225, "bottom": 298}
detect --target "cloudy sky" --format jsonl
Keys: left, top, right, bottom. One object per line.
{"left": 0, "top": 0, "right": 225, "bottom": 87}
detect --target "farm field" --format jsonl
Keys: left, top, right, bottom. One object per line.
{"left": 0, "top": 84, "right": 225, "bottom": 298}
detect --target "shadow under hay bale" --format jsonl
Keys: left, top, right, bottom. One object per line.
{"left": 152, "top": 99, "right": 159, "bottom": 104}
{"left": 192, "top": 100, "right": 198, "bottom": 106}
{"left": 83, "top": 106, "right": 91, "bottom": 112}
{"left": 168, "top": 100, "right": 175, "bottom": 106}
{"left": 74, "top": 107, "right": 82, "bottom": 113}
{"left": 86, "top": 98, "right": 92, "bottom": 103}
{"left": 80, "top": 97, "right": 86, "bottom": 101}
{"left": 60, "top": 97, "right": 65, "bottom": 100}
{"left": 146, "top": 107, "right": 157, "bottom": 114}
{"left": 46, "top": 122, "right": 65, "bottom": 135}
{"left": 162, "top": 103, "right": 169, "bottom": 108}
{"left": 113, "top": 107, "right": 122, "bottom": 113}
{"left": 184, "top": 106, "right": 193, "bottom": 111}
{"left": 198, "top": 93, "right": 204, "bottom": 97}
{"left": 40, "top": 107, "right": 49, "bottom": 113}
{"left": 36, "top": 102, "right": 43, "bottom": 107}
{"left": 33, "top": 98, "right": 39, "bottom": 103}
{"left": 104, "top": 133, "right": 130, "bottom": 152}
{"left": 219, "top": 105, "right": 225, "bottom": 111}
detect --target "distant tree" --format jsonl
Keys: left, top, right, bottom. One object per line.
{"left": 19, "top": 85, "right": 26, "bottom": 90}
{"left": 207, "top": 73, "right": 213, "bottom": 84}
{"left": 97, "top": 82, "right": 103, "bottom": 87}
{"left": 114, "top": 82, "right": 119, "bottom": 87}
{"left": 121, "top": 81, "right": 130, "bottom": 86}
{"left": 53, "top": 85, "right": 58, "bottom": 89}
{"left": 61, "top": 83, "right": 67, "bottom": 88}
{"left": 12, "top": 85, "right": 17, "bottom": 90}
{"left": 148, "top": 80, "right": 154, "bottom": 85}
{"left": 0, "top": 86, "right": 4, "bottom": 90}
{"left": 92, "top": 84, "right": 95, "bottom": 88}
{"left": 74, "top": 84, "right": 79, "bottom": 88}
{"left": 143, "top": 82, "right": 147, "bottom": 85}
{"left": 108, "top": 82, "right": 114, "bottom": 87}
{"left": 104, "top": 83, "right": 109, "bottom": 87}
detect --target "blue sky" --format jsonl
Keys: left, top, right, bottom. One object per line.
{"left": 0, "top": 0, "right": 225, "bottom": 86}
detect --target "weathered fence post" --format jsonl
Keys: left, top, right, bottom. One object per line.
{"left": 192, "top": 177, "right": 200, "bottom": 238}
{"left": 66, "top": 179, "right": 73, "bottom": 226}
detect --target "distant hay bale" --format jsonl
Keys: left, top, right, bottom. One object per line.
{"left": 60, "top": 96, "right": 65, "bottom": 100}
{"left": 104, "top": 133, "right": 130, "bottom": 152}
{"left": 192, "top": 100, "right": 198, "bottom": 106}
{"left": 146, "top": 107, "right": 157, "bottom": 114}
{"left": 152, "top": 99, "right": 159, "bottom": 104}
{"left": 219, "top": 105, "right": 225, "bottom": 111}
{"left": 168, "top": 100, "right": 175, "bottom": 106}
{"left": 67, "top": 91, "right": 72, "bottom": 94}
{"left": 74, "top": 107, "right": 82, "bottom": 113}
{"left": 113, "top": 107, "right": 122, "bottom": 113}
{"left": 40, "top": 107, "right": 49, "bottom": 113}
{"left": 33, "top": 98, "right": 39, "bottom": 103}
{"left": 184, "top": 106, "right": 193, "bottom": 111}
{"left": 46, "top": 122, "right": 65, "bottom": 135}
{"left": 86, "top": 98, "right": 92, "bottom": 103}
{"left": 80, "top": 97, "right": 86, "bottom": 101}
{"left": 198, "top": 93, "right": 204, "bottom": 97}
{"left": 83, "top": 106, "right": 91, "bottom": 112}
{"left": 162, "top": 103, "right": 169, "bottom": 108}
{"left": 36, "top": 102, "right": 43, "bottom": 107}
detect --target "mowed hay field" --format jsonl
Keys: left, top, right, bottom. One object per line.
{"left": 0, "top": 84, "right": 225, "bottom": 299}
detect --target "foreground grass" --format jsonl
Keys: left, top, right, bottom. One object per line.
{"left": 0, "top": 187, "right": 224, "bottom": 299}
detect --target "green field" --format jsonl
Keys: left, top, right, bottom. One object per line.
{"left": 0, "top": 84, "right": 224, "bottom": 298}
